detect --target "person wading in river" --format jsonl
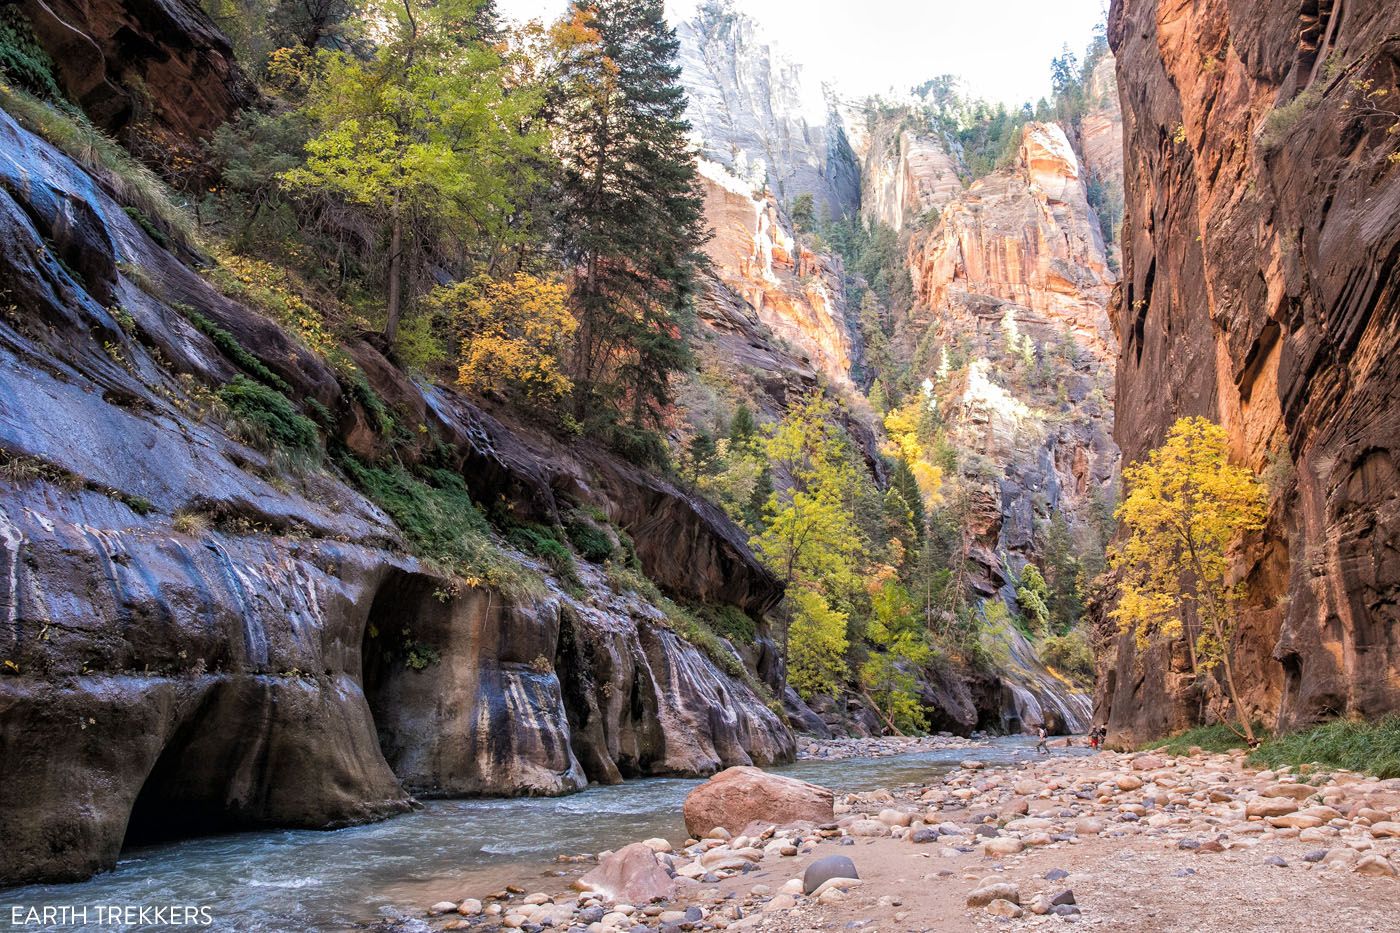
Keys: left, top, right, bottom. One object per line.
{"left": 1035, "top": 726, "right": 1049, "bottom": 755}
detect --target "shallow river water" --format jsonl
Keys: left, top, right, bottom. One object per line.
{"left": 4, "top": 738, "right": 1070, "bottom": 932}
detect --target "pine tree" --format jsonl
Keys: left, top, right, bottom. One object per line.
{"left": 551, "top": 0, "right": 710, "bottom": 431}
{"left": 729, "top": 404, "right": 758, "bottom": 447}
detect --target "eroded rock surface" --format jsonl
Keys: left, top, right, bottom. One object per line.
{"left": 1100, "top": 0, "right": 1400, "bottom": 743}
{"left": 0, "top": 101, "right": 791, "bottom": 886}
{"left": 20, "top": 0, "right": 253, "bottom": 165}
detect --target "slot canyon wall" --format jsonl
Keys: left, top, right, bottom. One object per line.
{"left": 1099, "top": 0, "right": 1400, "bottom": 743}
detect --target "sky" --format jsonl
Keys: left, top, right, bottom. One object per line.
{"left": 494, "top": 0, "right": 1109, "bottom": 106}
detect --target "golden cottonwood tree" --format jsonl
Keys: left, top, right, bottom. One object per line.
{"left": 426, "top": 273, "right": 575, "bottom": 404}
{"left": 753, "top": 395, "right": 866, "bottom": 701}
{"left": 1111, "top": 416, "right": 1268, "bottom": 742}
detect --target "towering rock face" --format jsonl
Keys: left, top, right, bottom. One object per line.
{"left": 1078, "top": 55, "right": 1124, "bottom": 196}
{"left": 0, "top": 101, "right": 792, "bottom": 885}
{"left": 678, "top": 2, "right": 860, "bottom": 218}
{"left": 19, "top": 0, "right": 253, "bottom": 164}
{"left": 1101, "top": 0, "right": 1400, "bottom": 743}
{"left": 910, "top": 123, "right": 1118, "bottom": 357}
{"left": 1076, "top": 54, "right": 1125, "bottom": 269}
{"left": 697, "top": 159, "right": 856, "bottom": 391}
{"left": 678, "top": 4, "right": 865, "bottom": 401}
{"left": 858, "top": 124, "right": 965, "bottom": 233}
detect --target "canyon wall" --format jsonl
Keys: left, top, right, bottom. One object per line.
{"left": 18, "top": 0, "right": 253, "bottom": 168}
{"left": 1100, "top": 0, "right": 1400, "bottom": 742}
{"left": 696, "top": 159, "right": 857, "bottom": 392}
{"left": 848, "top": 116, "right": 1124, "bottom": 735}
{"left": 0, "top": 101, "right": 791, "bottom": 885}
{"left": 677, "top": 2, "right": 860, "bottom": 218}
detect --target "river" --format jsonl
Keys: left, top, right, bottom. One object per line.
{"left": 3, "top": 738, "right": 1074, "bottom": 932}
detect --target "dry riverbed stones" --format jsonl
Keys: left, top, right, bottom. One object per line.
{"left": 414, "top": 744, "right": 1399, "bottom": 931}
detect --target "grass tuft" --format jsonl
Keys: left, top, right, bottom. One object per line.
{"left": 1145, "top": 716, "right": 1400, "bottom": 779}
{"left": 1249, "top": 716, "right": 1400, "bottom": 779}
{"left": 1141, "top": 723, "right": 1255, "bottom": 755}
{"left": 217, "top": 376, "right": 319, "bottom": 454}
{"left": 339, "top": 455, "right": 542, "bottom": 600}
{"left": 0, "top": 82, "right": 194, "bottom": 246}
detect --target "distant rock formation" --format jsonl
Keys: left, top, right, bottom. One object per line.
{"left": 677, "top": 1, "right": 860, "bottom": 218}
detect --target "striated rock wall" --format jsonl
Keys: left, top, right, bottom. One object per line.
{"left": 697, "top": 159, "right": 856, "bottom": 391}
{"left": 1100, "top": 0, "right": 1400, "bottom": 743}
{"left": 860, "top": 124, "right": 964, "bottom": 233}
{"left": 0, "top": 103, "right": 791, "bottom": 886}
{"left": 678, "top": 2, "right": 860, "bottom": 218}
{"left": 19, "top": 0, "right": 253, "bottom": 165}
{"left": 909, "top": 123, "right": 1117, "bottom": 357}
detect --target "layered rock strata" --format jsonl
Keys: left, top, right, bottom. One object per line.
{"left": 1099, "top": 0, "right": 1400, "bottom": 742}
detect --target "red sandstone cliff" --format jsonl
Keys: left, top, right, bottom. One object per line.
{"left": 1099, "top": 0, "right": 1400, "bottom": 743}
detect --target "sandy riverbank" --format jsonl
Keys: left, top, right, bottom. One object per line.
{"left": 396, "top": 744, "right": 1400, "bottom": 932}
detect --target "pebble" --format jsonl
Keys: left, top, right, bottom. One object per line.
{"left": 983, "top": 837, "right": 1024, "bottom": 857}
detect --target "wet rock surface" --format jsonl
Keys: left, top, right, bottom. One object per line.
{"left": 0, "top": 101, "right": 792, "bottom": 885}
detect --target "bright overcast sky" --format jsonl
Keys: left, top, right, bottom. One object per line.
{"left": 495, "top": 0, "right": 1109, "bottom": 106}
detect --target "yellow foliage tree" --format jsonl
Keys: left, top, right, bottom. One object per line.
{"left": 1110, "top": 416, "right": 1269, "bottom": 743}
{"left": 426, "top": 273, "right": 576, "bottom": 404}
{"left": 787, "top": 589, "right": 850, "bottom": 701}
{"left": 882, "top": 398, "right": 943, "bottom": 504}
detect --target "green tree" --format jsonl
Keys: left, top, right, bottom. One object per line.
{"left": 1041, "top": 513, "right": 1084, "bottom": 632}
{"left": 1111, "top": 417, "right": 1269, "bottom": 743}
{"left": 550, "top": 0, "right": 709, "bottom": 430}
{"left": 753, "top": 396, "right": 870, "bottom": 700}
{"left": 860, "top": 580, "right": 931, "bottom": 733}
{"left": 283, "top": 0, "right": 544, "bottom": 345}
{"left": 788, "top": 192, "right": 815, "bottom": 232}
{"left": 787, "top": 589, "right": 849, "bottom": 701}
{"left": 1016, "top": 564, "right": 1051, "bottom": 633}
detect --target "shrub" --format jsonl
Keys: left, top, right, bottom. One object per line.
{"left": 178, "top": 305, "right": 292, "bottom": 394}
{"left": 217, "top": 376, "right": 319, "bottom": 453}
{"left": 1259, "top": 84, "right": 1324, "bottom": 154}
{"left": 706, "top": 604, "right": 757, "bottom": 644}
{"left": 0, "top": 9, "right": 63, "bottom": 101}
{"left": 506, "top": 522, "right": 580, "bottom": 589}
{"left": 564, "top": 514, "right": 615, "bottom": 562}
{"left": 1039, "top": 629, "right": 1095, "bottom": 685}
{"left": 340, "top": 457, "right": 540, "bottom": 598}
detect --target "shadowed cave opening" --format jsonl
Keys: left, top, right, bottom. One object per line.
{"left": 360, "top": 569, "right": 444, "bottom": 777}
{"left": 122, "top": 717, "right": 239, "bottom": 849}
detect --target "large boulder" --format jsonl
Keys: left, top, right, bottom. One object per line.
{"left": 573, "top": 842, "right": 676, "bottom": 904}
{"left": 683, "top": 766, "right": 833, "bottom": 837}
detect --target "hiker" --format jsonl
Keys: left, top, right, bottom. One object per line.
{"left": 1035, "top": 725, "right": 1049, "bottom": 755}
